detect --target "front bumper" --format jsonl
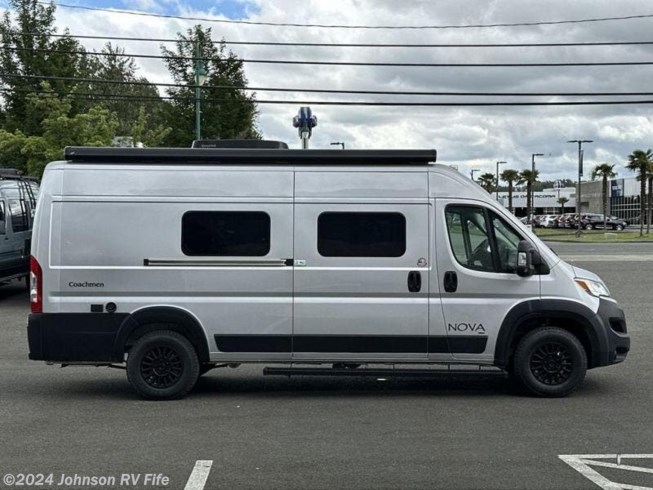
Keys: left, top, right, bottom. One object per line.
{"left": 589, "top": 298, "right": 630, "bottom": 367}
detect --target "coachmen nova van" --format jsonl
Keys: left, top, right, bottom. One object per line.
{"left": 27, "top": 145, "right": 630, "bottom": 399}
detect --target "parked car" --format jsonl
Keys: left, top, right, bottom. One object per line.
{"left": 539, "top": 215, "right": 559, "bottom": 228}
{"left": 0, "top": 169, "right": 39, "bottom": 287}
{"left": 580, "top": 213, "right": 627, "bottom": 231}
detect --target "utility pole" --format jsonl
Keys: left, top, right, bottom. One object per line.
{"left": 530, "top": 153, "right": 544, "bottom": 221}
{"left": 567, "top": 140, "right": 593, "bottom": 236}
{"left": 496, "top": 161, "right": 506, "bottom": 200}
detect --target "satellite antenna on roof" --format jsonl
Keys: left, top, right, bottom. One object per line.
{"left": 293, "top": 107, "right": 317, "bottom": 149}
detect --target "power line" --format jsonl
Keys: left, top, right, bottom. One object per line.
{"left": 38, "top": 2, "right": 653, "bottom": 30}
{"left": 6, "top": 73, "right": 653, "bottom": 98}
{"left": 6, "top": 47, "right": 653, "bottom": 67}
{"left": 14, "top": 31, "right": 653, "bottom": 48}
{"left": 4, "top": 88, "right": 653, "bottom": 106}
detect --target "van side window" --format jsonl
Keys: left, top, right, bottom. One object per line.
{"left": 0, "top": 201, "right": 5, "bottom": 234}
{"left": 445, "top": 205, "right": 523, "bottom": 274}
{"left": 317, "top": 212, "right": 406, "bottom": 257}
{"left": 445, "top": 207, "right": 495, "bottom": 272}
{"left": 490, "top": 214, "right": 521, "bottom": 273}
{"left": 182, "top": 211, "right": 271, "bottom": 256}
{"left": 8, "top": 199, "right": 28, "bottom": 232}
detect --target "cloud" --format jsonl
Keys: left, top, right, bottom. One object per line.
{"left": 8, "top": 0, "right": 653, "bottom": 181}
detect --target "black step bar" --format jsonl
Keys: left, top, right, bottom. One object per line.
{"left": 263, "top": 367, "right": 506, "bottom": 378}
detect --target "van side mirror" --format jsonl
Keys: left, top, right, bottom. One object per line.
{"left": 517, "top": 240, "right": 535, "bottom": 277}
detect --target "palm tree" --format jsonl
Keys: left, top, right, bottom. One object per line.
{"left": 520, "top": 169, "right": 539, "bottom": 221}
{"left": 626, "top": 149, "right": 652, "bottom": 236}
{"left": 557, "top": 196, "right": 569, "bottom": 215}
{"left": 477, "top": 173, "right": 496, "bottom": 193}
{"left": 501, "top": 169, "right": 522, "bottom": 213}
{"left": 591, "top": 163, "right": 617, "bottom": 231}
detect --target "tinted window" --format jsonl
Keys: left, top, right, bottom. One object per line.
{"left": 0, "top": 201, "right": 5, "bottom": 234}
{"left": 182, "top": 211, "right": 270, "bottom": 256}
{"left": 491, "top": 214, "right": 521, "bottom": 273}
{"left": 8, "top": 199, "right": 28, "bottom": 232}
{"left": 446, "top": 205, "right": 525, "bottom": 273}
{"left": 318, "top": 212, "right": 406, "bottom": 257}
{"left": 445, "top": 206, "right": 494, "bottom": 272}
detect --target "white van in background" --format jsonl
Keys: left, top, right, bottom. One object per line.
{"left": 27, "top": 144, "right": 630, "bottom": 399}
{"left": 0, "top": 169, "right": 38, "bottom": 287}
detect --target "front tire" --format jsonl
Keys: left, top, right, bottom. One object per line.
{"left": 514, "top": 327, "right": 587, "bottom": 397}
{"left": 615, "top": 224, "right": 624, "bottom": 231}
{"left": 585, "top": 223, "right": 594, "bottom": 230}
{"left": 127, "top": 330, "right": 200, "bottom": 400}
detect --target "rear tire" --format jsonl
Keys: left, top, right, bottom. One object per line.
{"left": 514, "top": 327, "right": 587, "bottom": 397}
{"left": 127, "top": 330, "right": 200, "bottom": 400}
{"left": 615, "top": 224, "right": 624, "bottom": 231}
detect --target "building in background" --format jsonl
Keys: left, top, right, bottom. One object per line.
{"left": 580, "top": 177, "right": 649, "bottom": 223}
{"left": 497, "top": 187, "right": 576, "bottom": 217}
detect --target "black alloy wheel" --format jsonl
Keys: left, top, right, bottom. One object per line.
{"left": 514, "top": 327, "right": 587, "bottom": 397}
{"left": 529, "top": 341, "right": 573, "bottom": 386}
{"left": 140, "top": 346, "right": 184, "bottom": 389}
{"left": 127, "top": 330, "right": 200, "bottom": 400}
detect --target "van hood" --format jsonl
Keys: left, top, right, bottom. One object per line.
{"left": 571, "top": 265, "right": 603, "bottom": 282}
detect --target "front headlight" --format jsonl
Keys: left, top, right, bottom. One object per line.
{"left": 575, "top": 278, "right": 610, "bottom": 297}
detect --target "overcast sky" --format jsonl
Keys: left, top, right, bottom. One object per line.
{"left": 3, "top": 0, "right": 653, "bottom": 183}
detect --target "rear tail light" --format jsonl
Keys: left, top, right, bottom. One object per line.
{"left": 30, "top": 255, "right": 42, "bottom": 313}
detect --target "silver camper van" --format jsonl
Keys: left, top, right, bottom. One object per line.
{"left": 1, "top": 169, "right": 38, "bottom": 287}
{"left": 27, "top": 145, "right": 630, "bottom": 399}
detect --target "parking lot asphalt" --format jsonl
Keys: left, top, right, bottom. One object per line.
{"left": 1, "top": 242, "right": 652, "bottom": 490}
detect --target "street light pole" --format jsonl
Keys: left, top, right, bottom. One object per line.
{"left": 567, "top": 140, "right": 593, "bottom": 235}
{"left": 194, "top": 39, "right": 208, "bottom": 141}
{"left": 470, "top": 169, "right": 481, "bottom": 181}
{"left": 530, "top": 153, "right": 544, "bottom": 219}
{"left": 330, "top": 142, "right": 345, "bottom": 149}
{"left": 495, "top": 161, "right": 506, "bottom": 200}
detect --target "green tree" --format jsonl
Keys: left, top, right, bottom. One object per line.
{"left": 0, "top": 129, "right": 29, "bottom": 173}
{"left": 0, "top": 0, "right": 90, "bottom": 134}
{"left": 520, "top": 169, "right": 539, "bottom": 220}
{"left": 1, "top": 88, "right": 119, "bottom": 177}
{"left": 626, "top": 149, "right": 651, "bottom": 236}
{"left": 477, "top": 172, "right": 496, "bottom": 193}
{"left": 591, "top": 163, "right": 617, "bottom": 231}
{"left": 84, "top": 43, "right": 168, "bottom": 140}
{"left": 161, "top": 25, "right": 260, "bottom": 146}
{"left": 557, "top": 196, "right": 569, "bottom": 215}
{"left": 500, "top": 169, "right": 522, "bottom": 213}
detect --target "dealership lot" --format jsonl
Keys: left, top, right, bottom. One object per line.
{"left": 1, "top": 242, "right": 652, "bottom": 490}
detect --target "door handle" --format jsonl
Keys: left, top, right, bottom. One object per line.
{"left": 444, "top": 271, "right": 458, "bottom": 293}
{"left": 407, "top": 271, "right": 422, "bottom": 293}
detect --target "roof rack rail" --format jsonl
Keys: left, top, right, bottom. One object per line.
{"left": 64, "top": 147, "right": 437, "bottom": 165}
{"left": 191, "top": 139, "right": 289, "bottom": 149}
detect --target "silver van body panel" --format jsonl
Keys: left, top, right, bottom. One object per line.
{"left": 32, "top": 159, "right": 604, "bottom": 364}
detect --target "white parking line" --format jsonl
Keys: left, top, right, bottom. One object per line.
{"left": 184, "top": 460, "right": 213, "bottom": 490}
{"left": 560, "top": 454, "right": 653, "bottom": 490}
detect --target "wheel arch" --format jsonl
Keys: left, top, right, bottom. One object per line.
{"left": 113, "top": 306, "right": 211, "bottom": 363}
{"left": 494, "top": 299, "right": 603, "bottom": 370}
